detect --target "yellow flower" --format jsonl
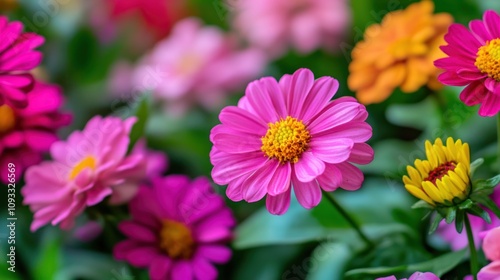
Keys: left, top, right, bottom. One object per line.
{"left": 403, "top": 137, "right": 471, "bottom": 206}
{"left": 348, "top": 1, "right": 453, "bottom": 104}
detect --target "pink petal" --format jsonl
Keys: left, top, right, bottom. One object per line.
{"left": 294, "top": 152, "right": 325, "bottom": 182}
{"left": 310, "top": 137, "right": 353, "bottom": 164}
{"left": 308, "top": 100, "right": 364, "bottom": 133}
{"left": 267, "top": 162, "right": 291, "bottom": 196}
{"left": 218, "top": 106, "right": 267, "bottom": 135}
{"left": 319, "top": 122, "right": 372, "bottom": 143}
{"left": 127, "top": 247, "right": 160, "bottom": 267}
{"left": 211, "top": 150, "right": 266, "bottom": 185}
{"left": 317, "top": 164, "right": 343, "bottom": 191}
{"left": 478, "top": 261, "right": 500, "bottom": 280}
{"left": 469, "top": 19, "right": 490, "bottom": 44}
{"left": 478, "top": 92, "right": 500, "bottom": 117}
{"left": 484, "top": 10, "right": 500, "bottom": 38}
{"left": 348, "top": 143, "right": 374, "bottom": 165}
{"left": 171, "top": 261, "right": 193, "bottom": 280}
{"left": 460, "top": 81, "right": 488, "bottom": 106}
{"left": 196, "top": 245, "right": 232, "bottom": 264}
{"left": 337, "top": 162, "right": 364, "bottom": 191}
{"left": 301, "top": 76, "right": 339, "bottom": 121}
{"left": 437, "top": 71, "right": 470, "bottom": 86}
{"left": 286, "top": 68, "right": 315, "bottom": 118}
{"left": 245, "top": 77, "right": 286, "bottom": 123}
{"left": 149, "top": 257, "right": 172, "bottom": 280}
{"left": 266, "top": 189, "right": 291, "bottom": 215}
{"left": 212, "top": 132, "right": 261, "bottom": 154}
{"left": 118, "top": 221, "right": 157, "bottom": 243}
{"left": 457, "top": 69, "right": 487, "bottom": 81}
{"left": 192, "top": 257, "right": 218, "bottom": 280}
{"left": 242, "top": 160, "right": 278, "bottom": 202}
{"left": 292, "top": 175, "right": 321, "bottom": 209}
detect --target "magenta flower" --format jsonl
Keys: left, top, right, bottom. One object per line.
{"left": 210, "top": 68, "right": 373, "bottom": 214}
{"left": 0, "top": 16, "right": 44, "bottom": 108}
{"left": 22, "top": 116, "right": 146, "bottom": 231}
{"left": 435, "top": 10, "right": 500, "bottom": 117}
{"left": 478, "top": 226, "right": 500, "bottom": 280}
{"left": 132, "top": 18, "right": 266, "bottom": 113}
{"left": 231, "top": 0, "right": 350, "bottom": 56}
{"left": 114, "top": 175, "right": 235, "bottom": 280}
{"left": 0, "top": 82, "right": 71, "bottom": 183}
{"left": 377, "top": 272, "right": 439, "bottom": 280}
{"left": 437, "top": 187, "right": 500, "bottom": 250}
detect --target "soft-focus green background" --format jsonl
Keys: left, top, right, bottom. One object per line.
{"left": 2, "top": 0, "right": 500, "bottom": 279}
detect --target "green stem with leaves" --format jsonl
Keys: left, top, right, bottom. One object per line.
{"left": 464, "top": 214, "right": 479, "bottom": 280}
{"left": 322, "top": 191, "right": 374, "bottom": 248}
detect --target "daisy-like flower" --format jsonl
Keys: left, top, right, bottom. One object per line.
{"left": 114, "top": 175, "right": 235, "bottom": 280}
{"left": 0, "top": 16, "right": 44, "bottom": 108}
{"left": 348, "top": 1, "right": 452, "bottom": 104}
{"left": 22, "top": 116, "right": 146, "bottom": 231}
{"left": 231, "top": 0, "right": 351, "bottom": 56}
{"left": 0, "top": 82, "right": 71, "bottom": 183}
{"left": 132, "top": 18, "right": 266, "bottom": 113}
{"left": 435, "top": 10, "right": 500, "bottom": 117}
{"left": 403, "top": 138, "right": 471, "bottom": 206}
{"left": 210, "top": 68, "right": 374, "bottom": 215}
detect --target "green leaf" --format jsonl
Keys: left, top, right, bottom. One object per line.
{"left": 475, "top": 196, "right": 500, "bottom": 220}
{"left": 429, "top": 213, "right": 444, "bottom": 234}
{"left": 466, "top": 204, "right": 491, "bottom": 224}
{"left": 127, "top": 96, "right": 150, "bottom": 152}
{"left": 54, "top": 250, "right": 127, "bottom": 280}
{"left": 32, "top": 235, "right": 61, "bottom": 280}
{"left": 345, "top": 249, "right": 466, "bottom": 278}
{"left": 470, "top": 158, "right": 484, "bottom": 176}
{"left": 458, "top": 199, "right": 474, "bottom": 210}
{"left": 411, "top": 200, "right": 433, "bottom": 210}
{"left": 455, "top": 210, "right": 464, "bottom": 233}
{"left": 307, "top": 243, "right": 352, "bottom": 280}
{"left": 473, "top": 175, "right": 500, "bottom": 193}
{"left": 445, "top": 207, "right": 456, "bottom": 224}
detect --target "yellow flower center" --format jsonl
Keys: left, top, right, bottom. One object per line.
{"left": 261, "top": 116, "right": 311, "bottom": 164}
{"left": 159, "top": 220, "right": 195, "bottom": 259}
{"left": 475, "top": 38, "right": 500, "bottom": 81}
{"left": 0, "top": 104, "right": 16, "bottom": 134}
{"left": 68, "top": 156, "right": 97, "bottom": 180}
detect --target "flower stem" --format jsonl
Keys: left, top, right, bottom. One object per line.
{"left": 322, "top": 190, "right": 374, "bottom": 248}
{"left": 464, "top": 214, "right": 479, "bottom": 280}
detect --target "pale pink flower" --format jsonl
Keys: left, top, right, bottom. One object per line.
{"left": 132, "top": 18, "right": 266, "bottom": 113}
{"left": 231, "top": 0, "right": 351, "bottom": 56}
{"left": 377, "top": 272, "right": 439, "bottom": 280}
{"left": 478, "top": 227, "right": 500, "bottom": 280}
{"left": 210, "top": 68, "right": 373, "bottom": 214}
{"left": 22, "top": 116, "right": 146, "bottom": 231}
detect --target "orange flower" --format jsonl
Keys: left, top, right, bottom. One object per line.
{"left": 0, "top": 0, "right": 17, "bottom": 11}
{"left": 348, "top": 1, "right": 453, "bottom": 104}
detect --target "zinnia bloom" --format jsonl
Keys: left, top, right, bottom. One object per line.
{"left": 231, "top": 0, "right": 351, "bottom": 56}
{"left": 437, "top": 187, "right": 500, "bottom": 250}
{"left": 478, "top": 226, "right": 500, "bottom": 279}
{"left": 22, "top": 116, "right": 146, "bottom": 231}
{"left": 435, "top": 10, "right": 500, "bottom": 117}
{"left": 210, "top": 68, "right": 374, "bottom": 215}
{"left": 0, "top": 16, "right": 44, "bottom": 108}
{"left": 0, "top": 82, "right": 71, "bottom": 183}
{"left": 348, "top": 1, "right": 452, "bottom": 104}
{"left": 114, "top": 175, "right": 236, "bottom": 280}
{"left": 132, "top": 18, "right": 265, "bottom": 113}
{"left": 403, "top": 138, "right": 470, "bottom": 206}
{"left": 377, "top": 272, "right": 439, "bottom": 280}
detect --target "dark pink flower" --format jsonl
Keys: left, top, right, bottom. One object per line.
{"left": 0, "top": 82, "right": 71, "bottom": 183}
{"left": 114, "top": 175, "right": 235, "bottom": 280}
{"left": 377, "top": 271, "right": 439, "bottom": 280}
{"left": 22, "top": 116, "right": 146, "bottom": 231}
{"left": 0, "top": 16, "right": 44, "bottom": 108}
{"left": 435, "top": 10, "right": 500, "bottom": 117}
{"left": 210, "top": 68, "right": 373, "bottom": 214}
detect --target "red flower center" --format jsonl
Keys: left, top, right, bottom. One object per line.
{"left": 424, "top": 161, "right": 456, "bottom": 184}
{"left": 159, "top": 220, "right": 195, "bottom": 259}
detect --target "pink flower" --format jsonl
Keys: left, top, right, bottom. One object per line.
{"left": 22, "top": 116, "right": 146, "bottom": 231}
{"left": 231, "top": 0, "right": 351, "bottom": 56}
{"left": 437, "top": 188, "right": 500, "bottom": 250}
{"left": 0, "top": 82, "right": 71, "bottom": 183}
{"left": 131, "top": 139, "right": 168, "bottom": 180}
{"left": 114, "top": 175, "right": 235, "bottom": 280}
{"left": 0, "top": 16, "right": 44, "bottom": 108}
{"left": 479, "top": 227, "right": 500, "bottom": 280}
{"left": 132, "top": 18, "right": 266, "bottom": 113}
{"left": 210, "top": 68, "right": 373, "bottom": 214}
{"left": 435, "top": 10, "right": 500, "bottom": 117}
{"left": 377, "top": 272, "right": 440, "bottom": 280}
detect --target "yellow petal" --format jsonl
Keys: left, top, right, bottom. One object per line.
{"left": 405, "top": 184, "right": 435, "bottom": 206}
{"left": 422, "top": 181, "right": 444, "bottom": 204}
